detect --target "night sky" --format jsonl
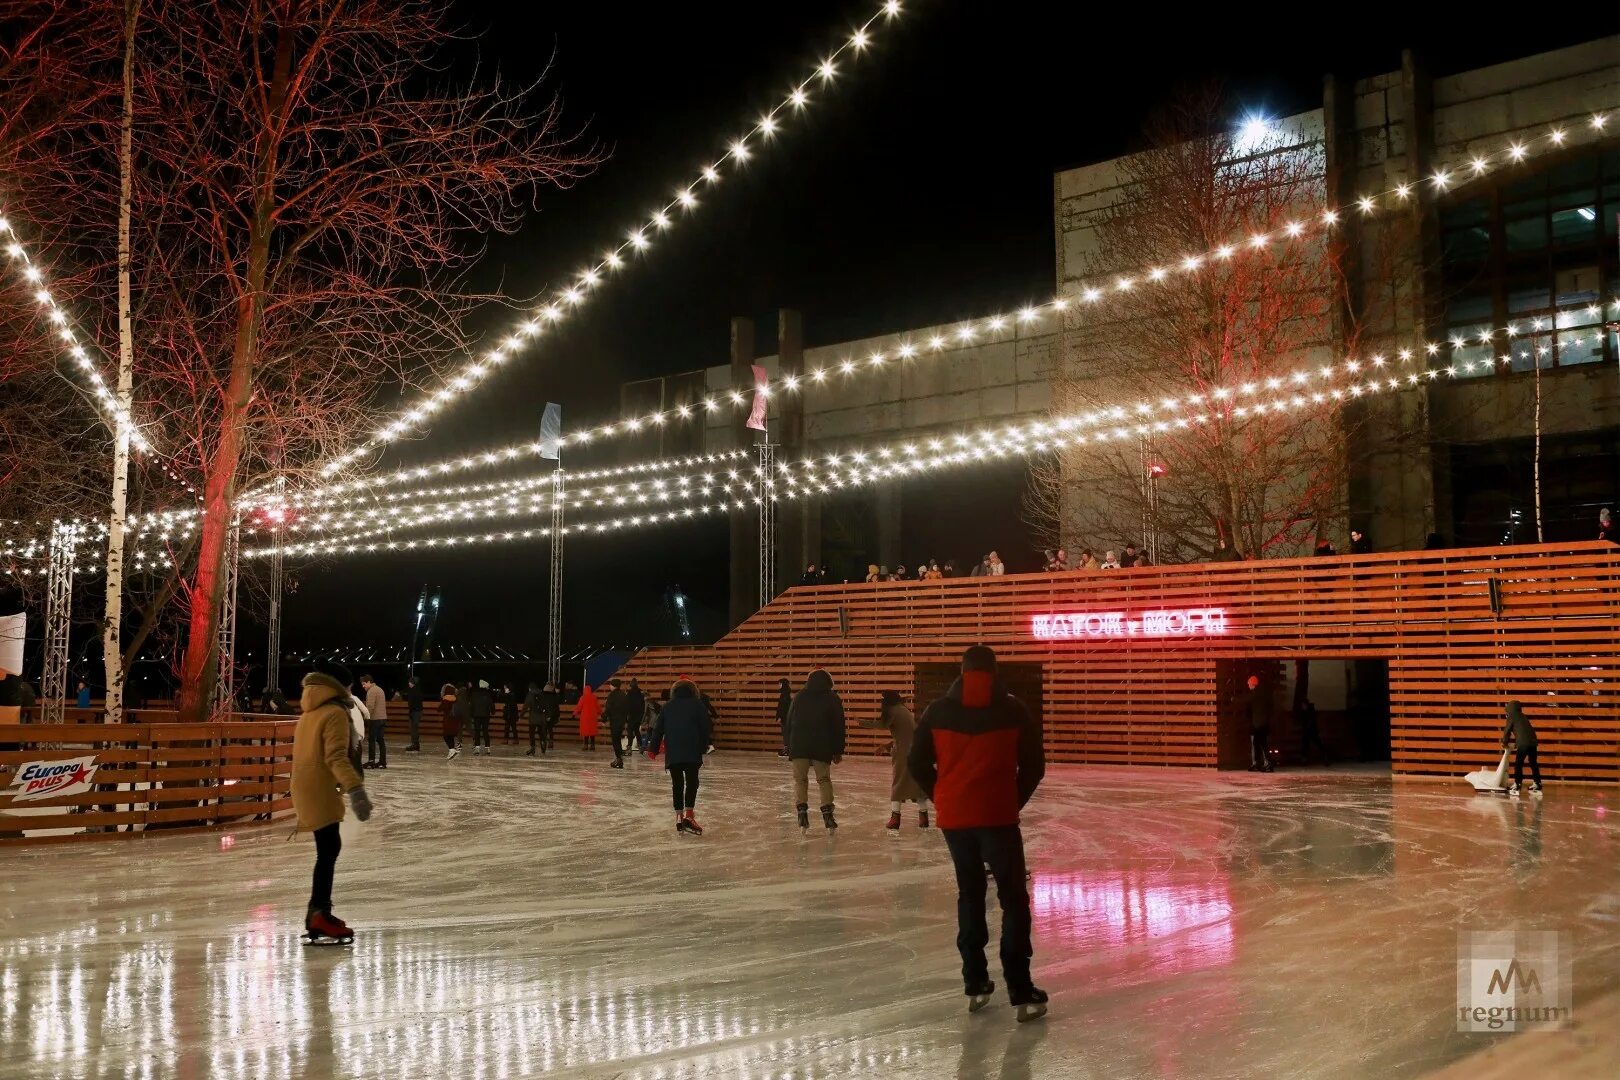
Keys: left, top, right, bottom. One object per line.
{"left": 270, "top": 0, "right": 1618, "bottom": 674}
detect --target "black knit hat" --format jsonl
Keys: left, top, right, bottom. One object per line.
{"left": 961, "top": 645, "right": 997, "bottom": 673}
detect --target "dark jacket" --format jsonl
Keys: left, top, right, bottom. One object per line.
{"left": 468, "top": 685, "right": 494, "bottom": 720}
{"left": 626, "top": 685, "right": 645, "bottom": 724}
{"left": 648, "top": 681, "right": 712, "bottom": 767}
{"left": 528, "top": 687, "right": 561, "bottom": 724}
{"left": 1349, "top": 534, "right": 1372, "bottom": 555}
{"left": 1237, "top": 686, "right": 1272, "bottom": 732}
{"left": 605, "top": 687, "right": 630, "bottom": 723}
{"left": 1501, "top": 700, "right": 1537, "bottom": 749}
{"left": 1211, "top": 544, "right": 1241, "bottom": 562}
{"left": 908, "top": 673, "right": 1043, "bottom": 830}
{"left": 451, "top": 690, "right": 470, "bottom": 723}
{"left": 785, "top": 670, "right": 846, "bottom": 761}
{"left": 774, "top": 681, "right": 792, "bottom": 724}
{"left": 404, "top": 680, "right": 424, "bottom": 710}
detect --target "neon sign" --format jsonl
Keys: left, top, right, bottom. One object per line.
{"left": 1030, "top": 608, "right": 1228, "bottom": 640}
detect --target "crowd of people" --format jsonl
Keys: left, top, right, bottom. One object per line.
{"left": 289, "top": 645, "right": 1052, "bottom": 1020}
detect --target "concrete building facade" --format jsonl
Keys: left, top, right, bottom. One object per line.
{"left": 619, "top": 39, "right": 1620, "bottom": 624}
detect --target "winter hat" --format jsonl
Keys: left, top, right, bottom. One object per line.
{"left": 961, "top": 645, "right": 997, "bottom": 673}
{"left": 477, "top": 679, "right": 489, "bottom": 689}
{"left": 880, "top": 689, "right": 904, "bottom": 708}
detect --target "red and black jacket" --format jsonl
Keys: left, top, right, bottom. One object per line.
{"left": 907, "top": 673, "right": 1044, "bottom": 829}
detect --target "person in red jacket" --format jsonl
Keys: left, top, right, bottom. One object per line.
{"left": 908, "top": 644, "right": 1047, "bottom": 1022}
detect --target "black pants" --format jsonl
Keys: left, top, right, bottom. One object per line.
{"left": 1251, "top": 729, "right": 1271, "bottom": 770}
{"left": 528, "top": 718, "right": 544, "bottom": 752}
{"left": 503, "top": 711, "right": 518, "bottom": 742}
{"left": 442, "top": 732, "right": 457, "bottom": 750}
{"left": 1514, "top": 745, "right": 1542, "bottom": 788}
{"left": 408, "top": 708, "right": 422, "bottom": 749}
{"left": 610, "top": 720, "right": 628, "bottom": 762}
{"left": 367, "top": 719, "right": 387, "bottom": 766}
{"left": 471, "top": 715, "right": 490, "bottom": 748}
{"left": 942, "top": 825, "right": 1033, "bottom": 994}
{"left": 1299, "top": 725, "right": 1330, "bottom": 764}
{"left": 309, "top": 822, "right": 342, "bottom": 915}
{"left": 669, "top": 763, "right": 700, "bottom": 812}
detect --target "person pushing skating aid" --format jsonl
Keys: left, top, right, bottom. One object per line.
{"left": 292, "top": 662, "right": 374, "bottom": 944}
{"left": 908, "top": 644, "right": 1048, "bottom": 1021}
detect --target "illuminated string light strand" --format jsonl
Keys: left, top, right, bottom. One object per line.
{"left": 235, "top": 307, "right": 1618, "bottom": 554}
{"left": 310, "top": 0, "right": 910, "bottom": 479}
{"left": 0, "top": 210, "right": 148, "bottom": 449}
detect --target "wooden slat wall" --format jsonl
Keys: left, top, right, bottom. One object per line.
{"left": 0, "top": 719, "right": 296, "bottom": 844}
{"left": 616, "top": 542, "right": 1620, "bottom": 782}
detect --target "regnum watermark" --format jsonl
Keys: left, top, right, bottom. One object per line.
{"left": 1456, "top": 930, "right": 1571, "bottom": 1032}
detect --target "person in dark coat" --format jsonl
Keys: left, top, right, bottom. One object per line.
{"left": 468, "top": 680, "right": 495, "bottom": 755}
{"left": 907, "top": 644, "right": 1047, "bottom": 1021}
{"left": 403, "top": 675, "right": 425, "bottom": 751}
{"left": 647, "top": 678, "right": 713, "bottom": 834}
{"left": 1119, "top": 543, "right": 1145, "bottom": 568}
{"left": 786, "top": 669, "right": 847, "bottom": 830}
{"left": 501, "top": 684, "right": 520, "bottom": 744}
{"left": 774, "top": 678, "right": 792, "bottom": 759}
{"left": 1237, "top": 675, "right": 1274, "bottom": 772}
{"left": 528, "top": 681, "right": 561, "bottom": 755}
{"left": 1297, "top": 699, "right": 1331, "bottom": 766}
{"left": 799, "top": 563, "right": 824, "bottom": 586}
{"left": 439, "top": 683, "right": 462, "bottom": 758}
{"left": 1501, "top": 700, "right": 1542, "bottom": 796}
{"left": 1348, "top": 529, "right": 1372, "bottom": 555}
{"left": 604, "top": 679, "right": 631, "bottom": 768}
{"left": 1210, "top": 537, "right": 1242, "bottom": 562}
{"left": 1314, "top": 539, "right": 1337, "bottom": 557}
{"left": 625, "top": 679, "right": 646, "bottom": 752}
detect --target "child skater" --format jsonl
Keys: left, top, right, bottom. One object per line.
{"left": 647, "top": 676, "right": 713, "bottom": 835}
{"left": 292, "top": 664, "right": 373, "bottom": 943}
{"left": 861, "top": 689, "right": 932, "bottom": 832}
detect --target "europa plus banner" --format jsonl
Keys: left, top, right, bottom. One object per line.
{"left": 7, "top": 756, "right": 100, "bottom": 802}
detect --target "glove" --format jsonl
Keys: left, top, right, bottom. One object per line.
{"left": 348, "top": 787, "right": 373, "bottom": 822}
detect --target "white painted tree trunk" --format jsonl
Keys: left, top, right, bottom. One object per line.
{"left": 102, "top": 0, "right": 141, "bottom": 724}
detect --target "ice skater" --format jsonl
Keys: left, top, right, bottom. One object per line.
{"left": 438, "top": 682, "right": 461, "bottom": 759}
{"left": 859, "top": 689, "right": 931, "bottom": 831}
{"left": 1502, "top": 700, "right": 1543, "bottom": 797}
{"left": 576, "top": 683, "right": 602, "bottom": 751}
{"left": 292, "top": 665, "right": 373, "bottom": 944}
{"left": 785, "top": 669, "right": 846, "bottom": 831}
{"left": 605, "top": 679, "right": 631, "bottom": 768}
{"left": 908, "top": 645, "right": 1047, "bottom": 1022}
{"left": 1238, "top": 674, "right": 1274, "bottom": 772}
{"left": 468, "top": 679, "right": 494, "bottom": 755}
{"left": 647, "top": 676, "right": 713, "bottom": 835}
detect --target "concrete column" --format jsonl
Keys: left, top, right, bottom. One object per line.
{"left": 728, "top": 317, "right": 758, "bottom": 629}
{"left": 775, "top": 309, "right": 817, "bottom": 586}
{"left": 876, "top": 484, "right": 901, "bottom": 573}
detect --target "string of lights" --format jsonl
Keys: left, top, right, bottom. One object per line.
{"left": 307, "top": 0, "right": 910, "bottom": 480}
{"left": 229, "top": 303, "right": 1620, "bottom": 554}
{"left": 0, "top": 209, "right": 148, "bottom": 450}
{"left": 291, "top": 107, "right": 1614, "bottom": 481}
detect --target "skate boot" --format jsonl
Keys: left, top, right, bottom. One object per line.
{"left": 682, "top": 809, "right": 703, "bottom": 836}
{"left": 448, "top": 745, "right": 460, "bottom": 760}
{"left": 610, "top": 758, "right": 624, "bottom": 769}
{"left": 1508, "top": 783, "right": 1521, "bottom": 797}
{"left": 796, "top": 804, "right": 810, "bottom": 831}
{"left": 966, "top": 980, "right": 996, "bottom": 1014}
{"left": 303, "top": 910, "right": 354, "bottom": 946}
{"left": 525, "top": 748, "right": 535, "bottom": 757}
{"left": 820, "top": 804, "right": 838, "bottom": 831}
{"left": 1530, "top": 783, "right": 1543, "bottom": 798}
{"left": 1010, "top": 985, "right": 1048, "bottom": 1023}
{"left": 918, "top": 808, "right": 930, "bottom": 829}
{"left": 886, "top": 811, "right": 902, "bottom": 831}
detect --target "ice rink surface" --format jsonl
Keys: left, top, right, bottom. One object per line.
{"left": 2, "top": 747, "right": 1617, "bottom": 1079}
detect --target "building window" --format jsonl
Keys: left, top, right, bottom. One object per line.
{"left": 1439, "top": 148, "right": 1619, "bottom": 378}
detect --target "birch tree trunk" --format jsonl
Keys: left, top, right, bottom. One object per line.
{"left": 102, "top": 0, "right": 141, "bottom": 724}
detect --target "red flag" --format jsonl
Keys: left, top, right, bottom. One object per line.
{"left": 746, "top": 364, "right": 769, "bottom": 432}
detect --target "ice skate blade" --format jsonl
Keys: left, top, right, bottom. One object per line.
{"left": 301, "top": 934, "right": 353, "bottom": 947}
{"left": 968, "top": 994, "right": 992, "bottom": 1014}
{"left": 1015, "top": 1002, "right": 1047, "bottom": 1023}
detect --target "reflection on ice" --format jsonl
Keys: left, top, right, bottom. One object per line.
{"left": 1, "top": 753, "right": 1616, "bottom": 1078}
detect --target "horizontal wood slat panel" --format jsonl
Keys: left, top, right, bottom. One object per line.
{"left": 0, "top": 719, "right": 295, "bottom": 845}
{"left": 615, "top": 543, "right": 1620, "bottom": 782}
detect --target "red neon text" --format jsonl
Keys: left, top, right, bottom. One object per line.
{"left": 1031, "top": 608, "right": 1228, "bottom": 640}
